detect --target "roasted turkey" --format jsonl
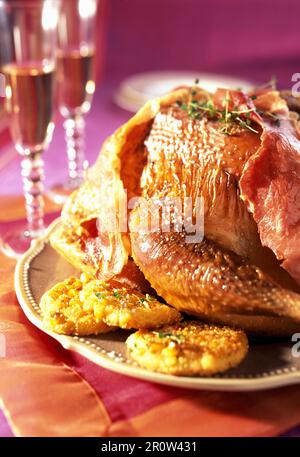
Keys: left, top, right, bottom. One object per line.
{"left": 51, "top": 86, "right": 300, "bottom": 336}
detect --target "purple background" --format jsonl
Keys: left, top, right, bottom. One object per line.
{"left": 1, "top": 0, "right": 300, "bottom": 437}
{"left": 105, "top": 0, "right": 300, "bottom": 87}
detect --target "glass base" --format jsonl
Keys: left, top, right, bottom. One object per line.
{"left": 0, "top": 226, "right": 45, "bottom": 259}
{"left": 47, "top": 178, "right": 84, "bottom": 205}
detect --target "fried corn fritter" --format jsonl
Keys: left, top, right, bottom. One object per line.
{"left": 80, "top": 275, "right": 181, "bottom": 329}
{"left": 126, "top": 321, "right": 248, "bottom": 376}
{"left": 40, "top": 273, "right": 181, "bottom": 335}
{"left": 40, "top": 276, "right": 113, "bottom": 335}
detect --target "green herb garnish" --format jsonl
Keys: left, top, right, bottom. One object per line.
{"left": 95, "top": 292, "right": 105, "bottom": 299}
{"left": 257, "top": 109, "right": 281, "bottom": 126}
{"left": 158, "top": 331, "right": 173, "bottom": 338}
{"left": 176, "top": 87, "right": 259, "bottom": 135}
{"left": 158, "top": 331, "right": 183, "bottom": 343}
{"left": 113, "top": 291, "right": 121, "bottom": 299}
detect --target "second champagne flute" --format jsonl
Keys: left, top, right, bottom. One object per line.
{"left": 48, "top": 0, "right": 98, "bottom": 204}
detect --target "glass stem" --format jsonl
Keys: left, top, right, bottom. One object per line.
{"left": 64, "top": 114, "right": 87, "bottom": 189}
{"left": 21, "top": 151, "right": 45, "bottom": 238}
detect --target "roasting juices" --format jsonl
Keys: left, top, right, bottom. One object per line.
{"left": 3, "top": 61, "right": 55, "bottom": 153}
{"left": 56, "top": 47, "right": 95, "bottom": 117}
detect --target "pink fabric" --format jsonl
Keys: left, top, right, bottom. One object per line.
{"left": 68, "top": 353, "right": 181, "bottom": 422}
{"left": 0, "top": 409, "right": 14, "bottom": 437}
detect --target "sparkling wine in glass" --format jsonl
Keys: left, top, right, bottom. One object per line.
{"left": 0, "top": 0, "right": 59, "bottom": 257}
{"left": 48, "top": 0, "right": 98, "bottom": 204}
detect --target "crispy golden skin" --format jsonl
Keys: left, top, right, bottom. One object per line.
{"left": 40, "top": 274, "right": 181, "bottom": 335}
{"left": 126, "top": 321, "right": 248, "bottom": 376}
{"left": 130, "top": 227, "right": 300, "bottom": 337}
{"left": 49, "top": 94, "right": 162, "bottom": 279}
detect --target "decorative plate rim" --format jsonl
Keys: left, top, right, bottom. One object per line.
{"left": 14, "top": 218, "right": 300, "bottom": 391}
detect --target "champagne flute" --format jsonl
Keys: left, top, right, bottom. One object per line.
{"left": 48, "top": 0, "right": 98, "bottom": 204}
{"left": 0, "top": 0, "right": 59, "bottom": 257}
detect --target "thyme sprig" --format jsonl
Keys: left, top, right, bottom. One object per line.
{"left": 176, "top": 81, "right": 259, "bottom": 135}
{"left": 257, "top": 109, "right": 281, "bottom": 126}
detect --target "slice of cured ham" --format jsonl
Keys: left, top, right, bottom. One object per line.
{"left": 240, "top": 92, "right": 300, "bottom": 285}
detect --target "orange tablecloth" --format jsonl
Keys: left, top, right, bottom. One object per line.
{"left": 1, "top": 196, "right": 300, "bottom": 437}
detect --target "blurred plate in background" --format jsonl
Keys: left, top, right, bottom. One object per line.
{"left": 115, "top": 71, "right": 254, "bottom": 112}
